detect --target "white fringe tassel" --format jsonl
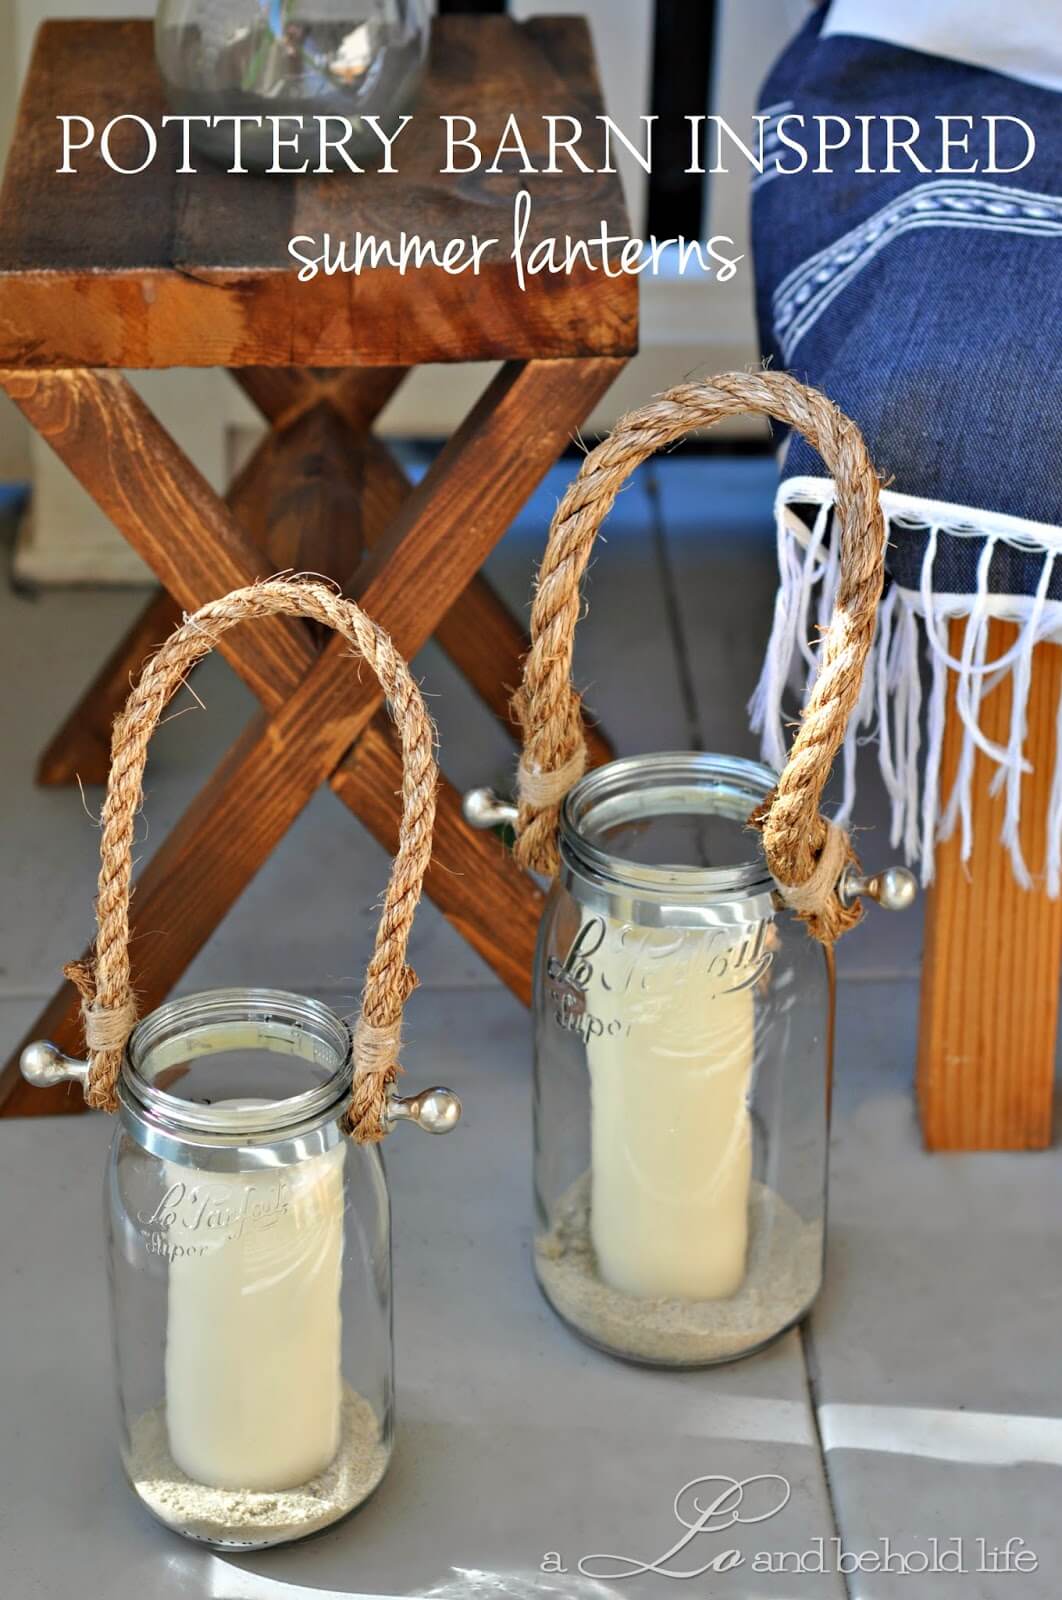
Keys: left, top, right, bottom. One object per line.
{"left": 751, "top": 476, "right": 1062, "bottom": 895}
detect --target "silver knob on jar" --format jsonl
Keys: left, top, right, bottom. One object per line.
{"left": 385, "top": 1086, "right": 462, "bottom": 1134}
{"left": 838, "top": 863, "right": 918, "bottom": 912}
{"left": 19, "top": 1039, "right": 91, "bottom": 1090}
{"left": 462, "top": 787, "right": 518, "bottom": 829}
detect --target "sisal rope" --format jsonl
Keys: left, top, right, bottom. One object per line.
{"left": 68, "top": 578, "right": 437, "bottom": 1141}
{"left": 511, "top": 370, "right": 887, "bottom": 943}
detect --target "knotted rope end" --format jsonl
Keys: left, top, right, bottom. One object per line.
{"left": 516, "top": 745, "right": 589, "bottom": 811}
{"left": 513, "top": 744, "right": 589, "bottom": 875}
{"left": 748, "top": 811, "right": 863, "bottom": 945}
{"left": 63, "top": 958, "right": 137, "bottom": 1111}
{"left": 349, "top": 1013, "right": 404, "bottom": 1144}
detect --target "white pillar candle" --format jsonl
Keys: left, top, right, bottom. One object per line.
{"left": 156, "top": 1105, "right": 345, "bottom": 1491}
{"left": 586, "top": 921, "right": 755, "bottom": 1302}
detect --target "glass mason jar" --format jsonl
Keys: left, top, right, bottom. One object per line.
{"left": 532, "top": 753, "right": 831, "bottom": 1367}
{"left": 154, "top": 0, "right": 430, "bottom": 171}
{"left": 107, "top": 988, "right": 392, "bottom": 1549}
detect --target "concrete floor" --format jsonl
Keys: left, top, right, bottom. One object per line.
{"left": 1, "top": 457, "right": 1060, "bottom": 1598}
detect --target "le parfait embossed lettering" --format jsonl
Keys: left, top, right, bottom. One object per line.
{"left": 137, "top": 1177, "right": 290, "bottom": 1260}
{"left": 547, "top": 912, "right": 774, "bottom": 1041}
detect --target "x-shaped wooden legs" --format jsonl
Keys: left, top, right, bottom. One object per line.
{"left": 1, "top": 357, "right": 624, "bottom": 1112}
{"left": 36, "top": 365, "right": 614, "bottom": 784}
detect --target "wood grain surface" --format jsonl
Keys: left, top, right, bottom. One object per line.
{"left": 36, "top": 369, "right": 614, "bottom": 784}
{"left": 0, "top": 18, "right": 638, "bottom": 366}
{"left": 917, "top": 619, "right": 1062, "bottom": 1150}
{"left": 1, "top": 357, "right": 621, "bottom": 1112}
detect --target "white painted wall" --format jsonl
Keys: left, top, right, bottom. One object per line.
{"left": 3, "top": 0, "right": 808, "bottom": 581}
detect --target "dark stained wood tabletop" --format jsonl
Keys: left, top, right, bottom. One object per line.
{"left": 0, "top": 16, "right": 639, "bottom": 368}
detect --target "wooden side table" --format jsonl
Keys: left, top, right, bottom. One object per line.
{"left": 0, "top": 16, "right": 636, "bottom": 1114}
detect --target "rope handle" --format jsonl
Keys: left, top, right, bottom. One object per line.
{"left": 68, "top": 578, "right": 438, "bottom": 1142}
{"left": 511, "top": 370, "right": 887, "bottom": 944}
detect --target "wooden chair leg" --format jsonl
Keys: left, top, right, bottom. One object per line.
{"left": 230, "top": 389, "right": 547, "bottom": 1004}
{"left": 36, "top": 374, "right": 614, "bottom": 788}
{"left": 917, "top": 618, "right": 1062, "bottom": 1150}
{"left": 337, "top": 730, "right": 543, "bottom": 1009}
{"left": 0, "top": 724, "right": 543, "bottom": 1118}
{"left": 36, "top": 368, "right": 401, "bottom": 785}
{"left": 0, "top": 357, "right": 622, "bottom": 1111}
{"left": 36, "top": 400, "right": 373, "bottom": 785}
{"left": 37, "top": 587, "right": 180, "bottom": 786}
{"left": 232, "top": 365, "right": 408, "bottom": 434}
{"left": 434, "top": 565, "right": 614, "bottom": 766}
{"left": 355, "top": 433, "right": 615, "bottom": 762}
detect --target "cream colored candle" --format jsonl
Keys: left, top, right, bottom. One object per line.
{"left": 586, "top": 922, "right": 755, "bottom": 1301}
{"left": 158, "top": 1104, "right": 345, "bottom": 1491}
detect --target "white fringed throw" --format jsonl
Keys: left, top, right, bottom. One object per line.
{"left": 752, "top": 476, "right": 1062, "bottom": 895}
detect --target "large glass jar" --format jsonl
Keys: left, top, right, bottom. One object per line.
{"left": 107, "top": 988, "right": 392, "bottom": 1549}
{"left": 532, "top": 753, "right": 831, "bottom": 1367}
{"left": 154, "top": 0, "right": 430, "bottom": 171}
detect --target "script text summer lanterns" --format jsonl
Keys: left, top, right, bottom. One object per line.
{"left": 466, "top": 371, "right": 915, "bottom": 1365}
{"left": 21, "top": 580, "right": 459, "bottom": 1547}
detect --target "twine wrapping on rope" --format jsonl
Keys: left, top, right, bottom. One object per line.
{"left": 771, "top": 817, "right": 850, "bottom": 920}
{"left": 516, "top": 746, "right": 588, "bottom": 809}
{"left": 68, "top": 578, "right": 437, "bottom": 1141}
{"left": 511, "top": 370, "right": 887, "bottom": 944}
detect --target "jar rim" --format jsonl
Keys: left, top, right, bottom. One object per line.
{"left": 559, "top": 751, "right": 778, "bottom": 900}
{"left": 121, "top": 987, "right": 353, "bottom": 1147}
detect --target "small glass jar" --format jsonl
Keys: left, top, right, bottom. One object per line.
{"left": 154, "top": 0, "right": 430, "bottom": 171}
{"left": 107, "top": 988, "right": 392, "bottom": 1549}
{"left": 532, "top": 753, "right": 831, "bottom": 1367}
